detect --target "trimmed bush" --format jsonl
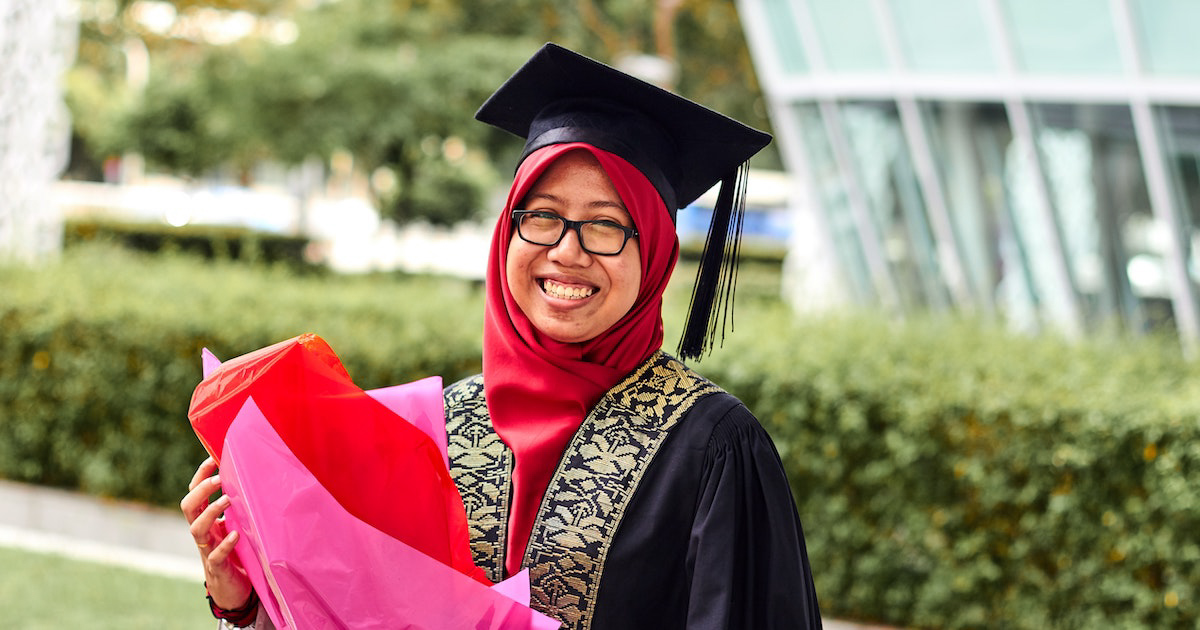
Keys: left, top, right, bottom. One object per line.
{"left": 64, "top": 218, "right": 313, "bottom": 269}
{"left": 698, "top": 311, "right": 1200, "bottom": 629}
{"left": 0, "top": 244, "right": 484, "bottom": 504}
{"left": 2, "top": 244, "right": 1198, "bottom": 628}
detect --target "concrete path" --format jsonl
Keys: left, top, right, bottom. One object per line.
{"left": 0, "top": 478, "right": 202, "bottom": 582}
{"left": 0, "top": 478, "right": 897, "bottom": 629}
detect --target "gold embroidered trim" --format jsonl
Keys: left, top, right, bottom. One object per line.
{"left": 444, "top": 374, "right": 511, "bottom": 583}
{"left": 522, "top": 351, "right": 719, "bottom": 630}
{"left": 443, "top": 353, "right": 718, "bottom": 629}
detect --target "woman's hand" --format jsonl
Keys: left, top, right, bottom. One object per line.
{"left": 180, "top": 456, "right": 254, "bottom": 611}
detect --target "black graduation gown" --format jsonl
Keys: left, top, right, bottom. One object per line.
{"left": 444, "top": 352, "right": 823, "bottom": 630}
{"left": 591, "top": 391, "right": 822, "bottom": 629}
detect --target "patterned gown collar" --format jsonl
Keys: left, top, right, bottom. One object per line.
{"left": 444, "top": 350, "right": 718, "bottom": 630}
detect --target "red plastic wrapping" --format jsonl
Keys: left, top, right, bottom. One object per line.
{"left": 219, "top": 396, "right": 559, "bottom": 629}
{"left": 188, "top": 333, "right": 483, "bottom": 583}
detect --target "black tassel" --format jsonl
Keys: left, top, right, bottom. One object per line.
{"left": 678, "top": 162, "right": 749, "bottom": 361}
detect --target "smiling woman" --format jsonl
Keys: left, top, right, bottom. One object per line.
{"left": 183, "top": 42, "right": 823, "bottom": 630}
{"left": 461, "top": 44, "right": 822, "bottom": 630}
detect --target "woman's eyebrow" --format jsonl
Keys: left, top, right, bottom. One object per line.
{"left": 587, "top": 200, "right": 627, "bottom": 211}
{"left": 524, "top": 192, "right": 560, "bottom": 205}
{"left": 526, "top": 192, "right": 627, "bottom": 212}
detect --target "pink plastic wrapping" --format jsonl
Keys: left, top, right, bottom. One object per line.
{"left": 190, "top": 335, "right": 479, "bottom": 579}
{"left": 192, "top": 336, "right": 560, "bottom": 629}
{"left": 220, "top": 396, "right": 559, "bottom": 629}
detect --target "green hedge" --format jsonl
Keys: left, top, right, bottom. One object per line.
{"left": 0, "top": 244, "right": 484, "bottom": 505}
{"left": 2, "top": 244, "right": 1198, "bottom": 628}
{"left": 64, "top": 218, "right": 314, "bottom": 268}
{"left": 698, "top": 312, "right": 1200, "bottom": 629}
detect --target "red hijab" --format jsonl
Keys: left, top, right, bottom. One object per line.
{"left": 482, "top": 143, "right": 679, "bottom": 575}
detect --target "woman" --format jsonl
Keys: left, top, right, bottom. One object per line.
{"left": 182, "top": 43, "right": 822, "bottom": 629}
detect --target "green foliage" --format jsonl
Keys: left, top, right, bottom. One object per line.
{"left": 0, "top": 244, "right": 484, "bottom": 505}
{"left": 4, "top": 247, "right": 1198, "bottom": 628}
{"left": 121, "top": 77, "right": 212, "bottom": 174}
{"left": 68, "top": 0, "right": 779, "bottom": 212}
{"left": 63, "top": 65, "right": 129, "bottom": 165}
{"left": 695, "top": 310, "right": 1200, "bottom": 629}
{"left": 64, "top": 218, "right": 313, "bottom": 267}
{"left": 110, "top": 21, "right": 531, "bottom": 223}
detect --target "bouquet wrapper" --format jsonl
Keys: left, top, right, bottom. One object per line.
{"left": 201, "top": 347, "right": 448, "bottom": 468}
{"left": 189, "top": 334, "right": 559, "bottom": 629}
{"left": 222, "top": 396, "right": 559, "bottom": 629}
{"left": 189, "top": 334, "right": 475, "bottom": 576}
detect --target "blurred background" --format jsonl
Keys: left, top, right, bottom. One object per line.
{"left": 13, "top": 0, "right": 785, "bottom": 278}
{"left": 3, "top": 1, "right": 1200, "bottom": 628}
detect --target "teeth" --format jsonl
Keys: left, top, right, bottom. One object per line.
{"left": 543, "top": 279, "right": 596, "bottom": 300}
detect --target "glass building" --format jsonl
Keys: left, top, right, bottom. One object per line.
{"left": 737, "top": 0, "right": 1200, "bottom": 356}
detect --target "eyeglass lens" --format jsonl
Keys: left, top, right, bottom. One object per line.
{"left": 517, "top": 212, "right": 631, "bottom": 255}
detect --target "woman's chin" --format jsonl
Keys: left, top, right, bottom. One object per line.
{"left": 532, "top": 319, "right": 594, "bottom": 345}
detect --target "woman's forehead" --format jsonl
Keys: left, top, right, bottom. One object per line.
{"left": 525, "top": 151, "right": 624, "bottom": 205}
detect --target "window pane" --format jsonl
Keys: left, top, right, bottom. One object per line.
{"left": 1156, "top": 106, "right": 1200, "bottom": 321}
{"left": 762, "top": 0, "right": 810, "bottom": 75}
{"left": 807, "top": 0, "right": 888, "bottom": 72}
{"left": 1026, "top": 104, "right": 1163, "bottom": 331}
{"left": 836, "top": 102, "right": 951, "bottom": 309}
{"left": 1131, "top": 0, "right": 1200, "bottom": 76}
{"left": 792, "top": 103, "right": 877, "bottom": 303}
{"left": 921, "top": 102, "right": 1011, "bottom": 313}
{"left": 1003, "top": 0, "right": 1123, "bottom": 75}
{"left": 892, "top": 0, "right": 997, "bottom": 73}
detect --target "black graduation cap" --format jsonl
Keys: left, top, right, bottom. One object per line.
{"left": 476, "top": 42, "right": 772, "bottom": 360}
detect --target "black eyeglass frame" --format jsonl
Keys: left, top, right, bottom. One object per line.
{"left": 511, "top": 209, "right": 639, "bottom": 256}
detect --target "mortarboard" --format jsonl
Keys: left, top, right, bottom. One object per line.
{"left": 475, "top": 42, "right": 772, "bottom": 360}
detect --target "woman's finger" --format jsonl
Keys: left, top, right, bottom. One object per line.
{"left": 187, "top": 457, "right": 218, "bottom": 492}
{"left": 189, "top": 493, "right": 230, "bottom": 547}
{"left": 179, "top": 474, "right": 222, "bottom": 524}
{"left": 208, "top": 529, "right": 240, "bottom": 565}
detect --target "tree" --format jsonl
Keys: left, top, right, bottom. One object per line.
{"left": 67, "top": 0, "right": 296, "bottom": 178}
{"left": 117, "top": 46, "right": 258, "bottom": 177}
{"left": 89, "top": 0, "right": 537, "bottom": 224}
{"left": 74, "top": 0, "right": 777, "bottom": 224}
{"left": 451, "top": 0, "right": 779, "bottom": 168}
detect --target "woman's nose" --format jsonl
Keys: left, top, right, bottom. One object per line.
{"left": 546, "top": 226, "right": 590, "bottom": 265}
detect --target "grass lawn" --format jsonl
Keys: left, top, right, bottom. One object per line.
{"left": 0, "top": 546, "right": 214, "bottom": 630}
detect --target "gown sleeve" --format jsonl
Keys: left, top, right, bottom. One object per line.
{"left": 685, "top": 401, "right": 823, "bottom": 630}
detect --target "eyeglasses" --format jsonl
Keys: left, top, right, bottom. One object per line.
{"left": 512, "top": 210, "right": 639, "bottom": 256}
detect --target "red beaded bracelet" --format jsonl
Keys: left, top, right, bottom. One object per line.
{"left": 206, "top": 586, "right": 260, "bottom": 627}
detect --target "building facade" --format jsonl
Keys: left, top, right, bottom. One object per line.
{"left": 737, "top": 0, "right": 1200, "bottom": 356}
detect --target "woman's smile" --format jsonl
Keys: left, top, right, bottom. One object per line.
{"left": 540, "top": 277, "right": 598, "bottom": 300}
